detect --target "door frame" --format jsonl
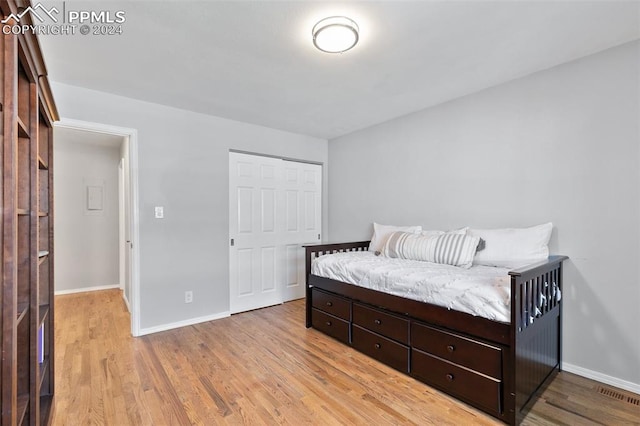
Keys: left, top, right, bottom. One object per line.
{"left": 118, "top": 158, "right": 125, "bottom": 294}
{"left": 54, "top": 118, "right": 142, "bottom": 336}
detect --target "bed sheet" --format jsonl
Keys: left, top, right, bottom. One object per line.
{"left": 312, "top": 251, "right": 512, "bottom": 323}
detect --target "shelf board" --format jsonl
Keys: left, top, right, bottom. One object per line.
{"left": 38, "top": 211, "right": 48, "bottom": 217}
{"left": 17, "top": 116, "right": 29, "bottom": 138}
{"left": 40, "top": 394, "right": 53, "bottom": 423}
{"left": 17, "top": 393, "right": 29, "bottom": 425}
{"left": 16, "top": 304, "right": 29, "bottom": 324}
{"left": 38, "top": 155, "right": 48, "bottom": 170}
{"left": 38, "top": 357, "right": 50, "bottom": 392}
{"left": 17, "top": 208, "right": 30, "bottom": 216}
{"left": 39, "top": 304, "right": 50, "bottom": 325}
{"left": 38, "top": 250, "right": 49, "bottom": 258}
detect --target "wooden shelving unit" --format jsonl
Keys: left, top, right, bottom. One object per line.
{"left": 1, "top": 1, "right": 58, "bottom": 424}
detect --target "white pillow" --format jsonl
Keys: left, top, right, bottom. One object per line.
{"left": 446, "top": 227, "right": 468, "bottom": 235}
{"left": 468, "top": 223, "right": 553, "bottom": 267}
{"left": 420, "top": 227, "right": 468, "bottom": 238}
{"left": 421, "top": 230, "right": 445, "bottom": 238}
{"left": 369, "top": 223, "right": 422, "bottom": 253}
{"left": 382, "top": 231, "right": 481, "bottom": 268}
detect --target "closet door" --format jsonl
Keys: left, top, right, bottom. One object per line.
{"left": 281, "top": 160, "right": 321, "bottom": 302}
{"left": 229, "top": 152, "right": 283, "bottom": 314}
{"left": 229, "top": 153, "right": 322, "bottom": 313}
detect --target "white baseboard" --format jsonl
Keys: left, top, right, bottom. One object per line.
{"left": 563, "top": 362, "right": 640, "bottom": 395}
{"left": 138, "top": 311, "right": 231, "bottom": 336}
{"left": 122, "top": 292, "right": 131, "bottom": 313}
{"left": 55, "top": 284, "right": 121, "bottom": 295}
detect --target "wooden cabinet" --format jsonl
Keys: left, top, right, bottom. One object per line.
{"left": 311, "top": 289, "right": 351, "bottom": 344}
{"left": 351, "top": 303, "right": 410, "bottom": 372}
{"left": 1, "top": 1, "right": 58, "bottom": 424}
{"left": 411, "top": 349, "right": 502, "bottom": 414}
{"left": 310, "top": 288, "right": 508, "bottom": 419}
{"left": 353, "top": 302, "right": 409, "bottom": 345}
{"left": 411, "top": 322, "right": 503, "bottom": 415}
{"left": 411, "top": 321, "right": 502, "bottom": 378}
{"left": 351, "top": 325, "right": 409, "bottom": 373}
{"left": 311, "top": 309, "right": 350, "bottom": 344}
{"left": 311, "top": 288, "right": 351, "bottom": 321}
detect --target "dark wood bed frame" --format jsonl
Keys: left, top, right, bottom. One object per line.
{"left": 305, "top": 241, "right": 568, "bottom": 425}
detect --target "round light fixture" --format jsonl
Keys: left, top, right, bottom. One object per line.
{"left": 312, "top": 16, "right": 359, "bottom": 53}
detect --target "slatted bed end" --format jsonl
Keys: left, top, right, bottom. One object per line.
{"left": 304, "top": 241, "right": 370, "bottom": 327}
{"left": 508, "top": 255, "right": 568, "bottom": 424}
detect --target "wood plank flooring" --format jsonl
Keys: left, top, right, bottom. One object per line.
{"left": 51, "top": 290, "right": 640, "bottom": 425}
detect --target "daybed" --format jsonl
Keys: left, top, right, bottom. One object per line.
{"left": 304, "top": 226, "right": 567, "bottom": 425}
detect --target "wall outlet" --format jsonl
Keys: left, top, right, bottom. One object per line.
{"left": 184, "top": 291, "right": 193, "bottom": 304}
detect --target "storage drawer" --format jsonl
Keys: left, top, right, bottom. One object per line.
{"left": 412, "top": 349, "right": 501, "bottom": 415}
{"left": 411, "top": 322, "right": 502, "bottom": 379}
{"left": 312, "top": 288, "right": 351, "bottom": 321}
{"left": 352, "top": 325, "right": 409, "bottom": 373}
{"left": 353, "top": 303, "right": 409, "bottom": 344}
{"left": 311, "top": 308, "right": 350, "bottom": 344}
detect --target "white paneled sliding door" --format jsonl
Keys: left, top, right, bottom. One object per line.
{"left": 281, "top": 160, "right": 322, "bottom": 302}
{"left": 229, "top": 152, "right": 321, "bottom": 314}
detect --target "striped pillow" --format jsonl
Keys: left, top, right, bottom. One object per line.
{"left": 382, "top": 231, "right": 481, "bottom": 268}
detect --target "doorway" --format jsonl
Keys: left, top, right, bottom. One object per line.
{"left": 229, "top": 151, "right": 322, "bottom": 314}
{"left": 54, "top": 119, "right": 141, "bottom": 336}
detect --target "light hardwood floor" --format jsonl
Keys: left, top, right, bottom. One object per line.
{"left": 51, "top": 290, "right": 639, "bottom": 425}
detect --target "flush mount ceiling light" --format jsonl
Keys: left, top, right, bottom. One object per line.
{"left": 312, "top": 16, "right": 359, "bottom": 53}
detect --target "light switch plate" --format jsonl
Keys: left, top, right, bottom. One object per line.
{"left": 154, "top": 206, "right": 164, "bottom": 219}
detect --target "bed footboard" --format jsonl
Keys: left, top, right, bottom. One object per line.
{"left": 508, "top": 255, "right": 568, "bottom": 424}
{"left": 304, "top": 241, "right": 370, "bottom": 327}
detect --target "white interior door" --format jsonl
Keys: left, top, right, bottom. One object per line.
{"left": 281, "top": 160, "right": 322, "bottom": 302}
{"left": 123, "top": 140, "right": 133, "bottom": 311}
{"left": 118, "top": 142, "right": 133, "bottom": 312}
{"left": 119, "top": 160, "right": 125, "bottom": 292}
{"left": 229, "top": 153, "right": 283, "bottom": 313}
{"left": 229, "top": 153, "right": 322, "bottom": 314}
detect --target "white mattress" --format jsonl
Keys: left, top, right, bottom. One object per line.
{"left": 312, "top": 251, "right": 512, "bottom": 323}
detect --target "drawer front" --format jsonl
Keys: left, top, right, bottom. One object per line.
{"left": 312, "top": 288, "right": 351, "bottom": 321}
{"left": 412, "top": 349, "right": 501, "bottom": 415}
{"left": 352, "top": 325, "right": 409, "bottom": 373}
{"left": 353, "top": 303, "right": 409, "bottom": 344}
{"left": 312, "top": 309, "right": 350, "bottom": 344}
{"left": 411, "top": 322, "right": 502, "bottom": 379}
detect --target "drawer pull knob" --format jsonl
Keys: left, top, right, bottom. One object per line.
{"left": 326, "top": 301, "right": 333, "bottom": 307}
{"left": 326, "top": 321, "right": 332, "bottom": 326}
{"left": 447, "top": 345, "right": 455, "bottom": 353}
{"left": 374, "top": 343, "right": 381, "bottom": 349}
{"left": 374, "top": 319, "right": 382, "bottom": 325}
{"left": 446, "top": 373, "right": 454, "bottom": 382}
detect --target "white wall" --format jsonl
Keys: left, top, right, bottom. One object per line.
{"left": 54, "top": 138, "right": 121, "bottom": 293}
{"left": 328, "top": 41, "right": 640, "bottom": 391}
{"left": 50, "top": 82, "right": 329, "bottom": 332}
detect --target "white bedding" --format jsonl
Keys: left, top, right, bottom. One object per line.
{"left": 312, "top": 251, "right": 513, "bottom": 323}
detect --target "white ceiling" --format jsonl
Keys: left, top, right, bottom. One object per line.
{"left": 39, "top": 1, "right": 640, "bottom": 140}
